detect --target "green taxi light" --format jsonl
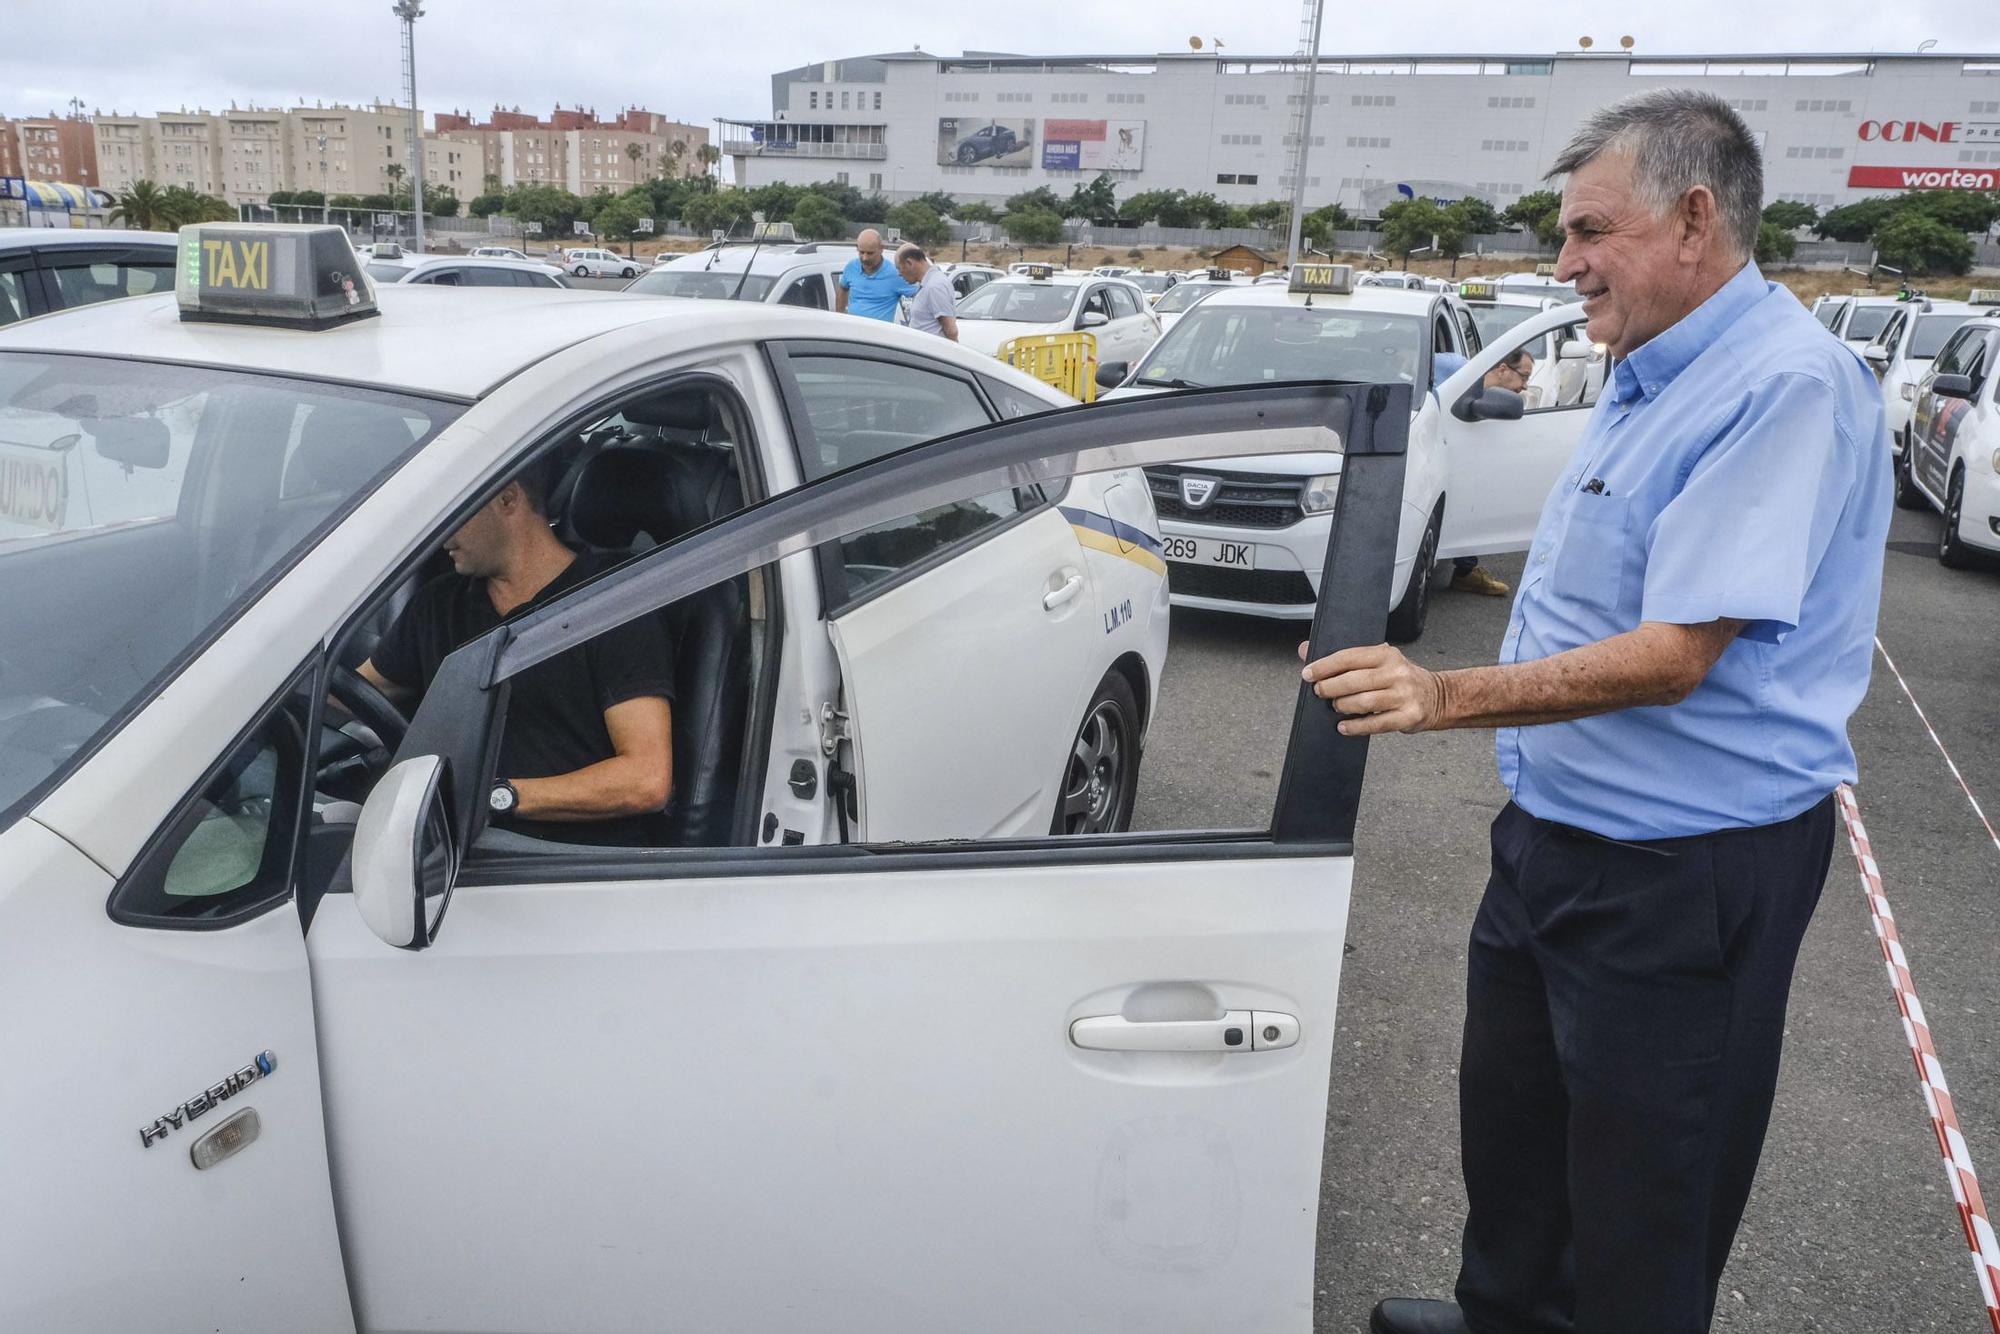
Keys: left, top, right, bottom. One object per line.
{"left": 176, "top": 223, "right": 377, "bottom": 329}
{"left": 1459, "top": 280, "right": 1499, "bottom": 301}
{"left": 1288, "top": 263, "right": 1354, "bottom": 295}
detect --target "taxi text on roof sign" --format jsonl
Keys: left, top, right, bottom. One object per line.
{"left": 1022, "top": 263, "right": 1056, "bottom": 280}
{"left": 1459, "top": 280, "right": 1500, "bottom": 302}
{"left": 1288, "top": 263, "right": 1355, "bottom": 296}
{"left": 175, "top": 223, "right": 378, "bottom": 329}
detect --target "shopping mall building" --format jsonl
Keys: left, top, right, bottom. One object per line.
{"left": 722, "top": 49, "right": 2000, "bottom": 215}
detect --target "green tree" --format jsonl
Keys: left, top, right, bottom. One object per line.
{"left": 506, "top": 184, "right": 587, "bottom": 240}
{"left": 266, "top": 190, "right": 296, "bottom": 206}
{"left": 1004, "top": 207, "right": 1064, "bottom": 245}
{"left": 1185, "top": 192, "right": 1231, "bottom": 228}
{"left": 1379, "top": 198, "right": 1466, "bottom": 260}
{"left": 682, "top": 187, "right": 753, "bottom": 236}
{"left": 1754, "top": 221, "right": 1797, "bottom": 265}
{"left": 110, "top": 180, "right": 170, "bottom": 231}
{"left": 1815, "top": 195, "right": 1901, "bottom": 241}
{"left": 1449, "top": 196, "right": 1503, "bottom": 236}
{"left": 1907, "top": 188, "right": 2000, "bottom": 235}
{"left": 1503, "top": 189, "right": 1565, "bottom": 246}
{"left": 328, "top": 193, "right": 364, "bottom": 210}
{"left": 156, "top": 185, "right": 232, "bottom": 227}
{"left": 1005, "top": 186, "right": 1063, "bottom": 215}
{"left": 1243, "top": 200, "right": 1289, "bottom": 231}
{"left": 850, "top": 192, "right": 890, "bottom": 224}
{"left": 293, "top": 189, "right": 325, "bottom": 208}
{"left": 696, "top": 143, "right": 722, "bottom": 176}
{"left": 468, "top": 192, "right": 507, "bottom": 219}
{"left": 391, "top": 181, "right": 461, "bottom": 217}
{"left": 954, "top": 201, "right": 998, "bottom": 224}
{"left": 1220, "top": 205, "right": 1253, "bottom": 228}
{"left": 482, "top": 172, "right": 502, "bottom": 196}
{"left": 790, "top": 192, "right": 847, "bottom": 240}
{"left": 360, "top": 193, "right": 394, "bottom": 211}
{"left": 885, "top": 201, "right": 950, "bottom": 249}
{"left": 912, "top": 190, "right": 958, "bottom": 217}
{"left": 590, "top": 197, "right": 646, "bottom": 241}
{"left": 1301, "top": 203, "right": 1354, "bottom": 249}
{"left": 1761, "top": 199, "right": 1819, "bottom": 231}
{"left": 747, "top": 182, "right": 804, "bottom": 220}
{"left": 1873, "top": 211, "right": 1975, "bottom": 276}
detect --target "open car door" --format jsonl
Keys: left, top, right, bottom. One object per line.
{"left": 305, "top": 383, "right": 1409, "bottom": 1334}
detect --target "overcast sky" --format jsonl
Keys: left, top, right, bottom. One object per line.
{"left": 3, "top": 0, "right": 1992, "bottom": 127}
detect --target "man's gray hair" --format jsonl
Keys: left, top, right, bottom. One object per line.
{"left": 1546, "top": 88, "right": 1764, "bottom": 260}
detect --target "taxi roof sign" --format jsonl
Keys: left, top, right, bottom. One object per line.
{"left": 1022, "top": 263, "right": 1055, "bottom": 280}
{"left": 1533, "top": 262, "right": 1558, "bottom": 277}
{"left": 1287, "top": 262, "right": 1354, "bottom": 295}
{"left": 1970, "top": 288, "right": 2000, "bottom": 306}
{"left": 1459, "top": 279, "right": 1500, "bottom": 302}
{"left": 176, "top": 223, "right": 377, "bottom": 329}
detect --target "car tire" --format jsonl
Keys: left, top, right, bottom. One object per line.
{"left": 1893, "top": 438, "right": 1927, "bottom": 511}
{"left": 1051, "top": 671, "right": 1141, "bottom": 837}
{"left": 1385, "top": 504, "right": 1441, "bottom": 645}
{"left": 573, "top": 265, "right": 589, "bottom": 278}
{"left": 957, "top": 143, "right": 978, "bottom": 165}
{"left": 1939, "top": 465, "right": 1975, "bottom": 569}
{"left": 621, "top": 266, "right": 637, "bottom": 278}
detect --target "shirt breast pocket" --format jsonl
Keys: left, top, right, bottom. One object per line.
{"left": 1549, "top": 494, "right": 1635, "bottom": 613}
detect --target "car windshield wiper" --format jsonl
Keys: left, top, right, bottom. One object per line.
{"left": 1139, "top": 376, "right": 1206, "bottom": 389}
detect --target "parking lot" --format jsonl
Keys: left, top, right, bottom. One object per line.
{"left": 1130, "top": 505, "right": 2000, "bottom": 1330}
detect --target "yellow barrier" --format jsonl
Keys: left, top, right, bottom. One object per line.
{"left": 994, "top": 331, "right": 1098, "bottom": 403}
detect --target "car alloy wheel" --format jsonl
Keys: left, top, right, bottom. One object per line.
{"left": 1386, "top": 506, "right": 1441, "bottom": 644}
{"left": 1939, "top": 467, "right": 1974, "bottom": 569}
{"left": 574, "top": 265, "right": 589, "bottom": 277}
{"left": 621, "top": 267, "right": 637, "bottom": 278}
{"left": 1053, "top": 672, "right": 1140, "bottom": 837}
{"left": 1893, "top": 439, "right": 1927, "bottom": 511}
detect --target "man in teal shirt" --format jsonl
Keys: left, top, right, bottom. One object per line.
{"left": 836, "top": 228, "right": 914, "bottom": 321}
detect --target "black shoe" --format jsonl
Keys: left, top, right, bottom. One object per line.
{"left": 1369, "top": 1297, "right": 1473, "bottom": 1334}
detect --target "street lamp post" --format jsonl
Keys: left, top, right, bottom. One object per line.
{"left": 393, "top": 0, "right": 426, "bottom": 255}
{"left": 1283, "top": 0, "right": 1329, "bottom": 270}
{"left": 316, "top": 134, "right": 329, "bottom": 225}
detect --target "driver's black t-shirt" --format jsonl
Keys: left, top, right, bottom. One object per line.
{"left": 370, "top": 551, "right": 675, "bottom": 847}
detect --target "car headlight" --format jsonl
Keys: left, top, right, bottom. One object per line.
{"left": 1901, "top": 383, "right": 1917, "bottom": 401}
{"left": 1991, "top": 448, "right": 2000, "bottom": 476}
{"left": 1300, "top": 473, "right": 1340, "bottom": 515}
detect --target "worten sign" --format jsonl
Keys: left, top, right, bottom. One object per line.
{"left": 1847, "top": 165, "right": 1999, "bottom": 191}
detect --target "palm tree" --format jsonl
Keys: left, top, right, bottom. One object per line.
{"left": 697, "top": 143, "right": 721, "bottom": 179}
{"left": 385, "top": 162, "right": 406, "bottom": 191}
{"left": 625, "top": 141, "right": 643, "bottom": 174}
{"left": 110, "top": 180, "right": 168, "bottom": 230}
{"left": 483, "top": 172, "right": 502, "bottom": 196}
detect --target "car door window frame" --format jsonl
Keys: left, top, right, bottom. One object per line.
{"left": 763, "top": 338, "right": 1050, "bottom": 614}
{"left": 384, "top": 381, "right": 1409, "bottom": 890}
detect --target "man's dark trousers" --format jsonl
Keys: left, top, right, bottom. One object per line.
{"left": 1455, "top": 796, "right": 1836, "bottom": 1334}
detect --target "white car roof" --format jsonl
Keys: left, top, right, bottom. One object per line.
{"left": 385, "top": 255, "right": 564, "bottom": 277}
{"left": 1191, "top": 284, "right": 1446, "bottom": 316}
{"left": 654, "top": 242, "right": 857, "bottom": 276}
{"left": 0, "top": 227, "right": 178, "bottom": 254}
{"left": 0, "top": 286, "right": 884, "bottom": 400}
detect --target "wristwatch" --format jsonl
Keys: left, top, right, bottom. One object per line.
{"left": 488, "top": 779, "right": 519, "bottom": 816}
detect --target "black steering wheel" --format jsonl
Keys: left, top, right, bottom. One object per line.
{"left": 328, "top": 665, "right": 409, "bottom": 751}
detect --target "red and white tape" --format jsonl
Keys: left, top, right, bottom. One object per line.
{"left": 1837, "top": 783, "right": 2000, "bottom": 1332}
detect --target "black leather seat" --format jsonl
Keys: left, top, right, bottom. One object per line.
{"left": 567, "top": 427, "right": 750, "bottom": 848}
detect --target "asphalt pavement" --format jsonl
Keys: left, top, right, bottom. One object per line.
{"left": 1133, "top": 505, "right": 2000, "bottom": 1333}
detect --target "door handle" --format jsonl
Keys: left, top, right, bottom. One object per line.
{"left": 1070, "top": 1010, "right": 1300, "bottom": 1053}
{"left": 1043, "top": 572, "right": 1085, "bottom": 610}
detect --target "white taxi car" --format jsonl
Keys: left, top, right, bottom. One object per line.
{"left": 468, "top": 245, "right": 531, "bottom": 262}
{"left": 1900, "top": 314, "right": 2000, "bottom": 566}
{"left": 363, "top": 254, "right": 570, "bottom": 288}
{"left": 1150, "top": 275, "right": 1238, "bottom": 333}
{"left": 1860, "top": 297, "right": 1986, "bottom": 453}
{"left": 0, "top": 226, "right": 179, "bottom": 326}
{"left": 953, "top": 265, "right": 1161, "bottom": 364}
{"left": 1828, "top": 292, "right": 1903, "bottom": 349}
{"left": 0, "top": 223, "right": 1412, "bottom": 1333}
{"left": 562, "top": 246, "right": 643, "bottom": 279}
{"left": 624, "top": 238, "right": 858, "bottom": 309}
{"left": 1100, "top": 263, "right": 1608, "bottom": 640}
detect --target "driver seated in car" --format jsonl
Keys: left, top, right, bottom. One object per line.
{"left": 357, "top": 465, "right": 675, "bottom": 846}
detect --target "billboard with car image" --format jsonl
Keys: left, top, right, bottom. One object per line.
{"left": 936, "top": 118, "right": 1036, "bottom": 168}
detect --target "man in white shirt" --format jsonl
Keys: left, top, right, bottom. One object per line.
{"left": 894, "top": 243, "right": 959, "bottom": 342}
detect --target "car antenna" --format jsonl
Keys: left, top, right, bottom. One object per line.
{"left": 728, "top": 215, "right": 771, "bottom": 302}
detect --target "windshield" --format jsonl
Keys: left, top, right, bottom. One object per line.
{"left": 624, "top": 268, "right": 778, "bottom": 302}
{"left": 1467, "top": 304, "right": 1541, "bottom": 344}
{"left": 365, "top": 263, "right": 410, "bottom": 283}
{"left": 1128, "top": 274, "right": 1173, "bottom": 294}
{"left": 0, "top": 353, "right": 459, "bottom": 823}
{"left": 1845, "top": 306, "right": 1894, "bottom": 342}
{"left": 956, "top": 283, "right": 1077, "bottom": 322}
{"left": 1155, "top": 283, "right": 1227, "bottom": 314}
{"left": 1814, "top": 300, "right": 1847, "bottom": 329}
{"left": 1910, "top": 314, "right": 1974, "bottom": 360}
{"left": 1133, "top": 305, "right": 1425, "bottom": 388}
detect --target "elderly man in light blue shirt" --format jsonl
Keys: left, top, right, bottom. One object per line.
{"left": 1306, "top": 90, "right": 1890, "bottom": 1334}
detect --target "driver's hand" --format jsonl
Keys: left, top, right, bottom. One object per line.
{"left": 1297, "top": 641, "right": 1445, "bottom": 735}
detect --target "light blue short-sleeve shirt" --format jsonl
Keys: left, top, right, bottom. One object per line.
{"left": 1497, "top": 263, "right": 1891, "bottom": 839}
{"left": 840, "top": 256, "right": 915, "bottom": 321}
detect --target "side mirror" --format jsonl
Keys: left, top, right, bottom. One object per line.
{"left": 351, "top": 754, "right": 457, "bottom": 951}
{"left": 1862, "top": 344, "right": 1890, "bottom": 366}
{"left": 1453, "top": 385, "right": 1526, "bottom": 423}
{"left": 88, "top": 417, "right": 171, "bottom": 469}
{"left": 1096, "top": 360, "right": 1130, "bottom": 389}
{"left": 1078, "top": 309, "right": 1109, "bottom": 329}
{"left": 1557, "top": 338, "right": 1594, "bottom": 361}
{"left": 1930, "top": 373, "right": 1975, "bottom": 400}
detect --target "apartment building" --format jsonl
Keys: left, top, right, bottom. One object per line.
{"left": 221, "top": 108, "right": 289, "bottom": 205}
{"left": 433, "top": 106, "right": 709, "bottom": 193}
{"left": 288, "top": 103, "right": 413, "bottom": 200}
{"left": 10, "top": 114, "right": 98, "bottom": 188}
{"left": 150, "top": 113, "right": 226, "bottom": 197}
{"left": 0, "top": 119, "right": 22, "bottom": 178}
{"left": 92, "top": 115, "right": 153, "bottom": 193}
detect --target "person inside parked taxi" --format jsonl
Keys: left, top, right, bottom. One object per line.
{"left": 356, "top": 464, "right": 676, "bottom": 846}
{"left": 1442, "top": 349, "right": 1536, "bottom": 599}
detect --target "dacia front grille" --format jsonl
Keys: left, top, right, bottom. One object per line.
{"left": 1146, "top": 465, "right": 1305, "bottom": 529}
